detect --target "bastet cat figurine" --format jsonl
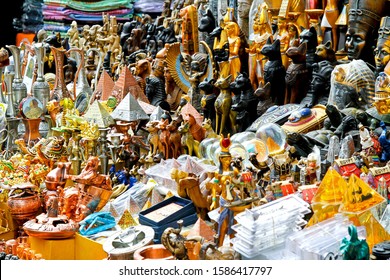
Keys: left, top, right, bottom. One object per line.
{"left": 261, "top": 38, "right": 286, "bottom": 105}
{"left": 285, "top": 42, "right": 309, "bottom": 104}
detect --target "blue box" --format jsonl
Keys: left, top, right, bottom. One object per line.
{"left": 138, "top": 196, "right": 196, "bottom": 226}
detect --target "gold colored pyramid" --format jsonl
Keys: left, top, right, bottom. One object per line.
{"left": 307, "top": 203, "right": 342, "bottom": 227}
{"left": 339, "top": 174, "right": 386, "bottom": 214}
{"left": 349, "top": 211, "right": 390, "bottom": 252}
{"left": 312, "top": 167, "right": 347, "bottom": 204}
{"left": 141, "top": 198, "right": 152, "bottom": 211}
{"left": 266, "top": 137, "right": 282, "bottom": 154}
{"left": 118, "top": 209, "right": 139, "bottom": 229}
{"left": 165, "top": 191, "right": 174, "bottom": 200}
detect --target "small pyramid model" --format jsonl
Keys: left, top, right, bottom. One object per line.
{"left": 186, "top": 217, "right": 216, "bottom": 242}
{"left": 350, "top": 211, "right": 390, "bottom": 251}
{"left": 165, "top": 191, "right": 174, "bottom": 200}
{"left": 83, "top": 100, "right": 115, "bottom": 128}
{"left": 307, "top": 203, "right": 341, "bottom": 226}
{"left": 141, "top": 198, "right": 152, "bottom": 211}
{"left": 138, "top": 100, "right": 156, "bottom": 115}
{"left": 312, "top": 168, "right": 347, "bottom": 204}
{"left": 94, "top": 70, "right": 115, "bottom": 101}
{"left": 129, "top": 195, "right": 141, "bottom": 216}
{"left": 118, "top": 209, "right": 139, "bottom": 229}
{"left": 109, "top": 203, "right": 119, "bottom": 218}
{"left": 339, "top": 174, "right": 386, "bottom": 214}
{"left": 110, "top": 90, "right": 150, "bottom": 122}
{"left": 180, "top": 103, "right": 203, "bottom": 126}
{"left": 112, "top": 66, "right": 149, "bottom": 103}
{"left": 150, "top": 188, "right": 164, "bottom": 206}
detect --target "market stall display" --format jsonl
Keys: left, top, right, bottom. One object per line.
{"left": 0, "top": 0, "right": 389, "bottom": 261}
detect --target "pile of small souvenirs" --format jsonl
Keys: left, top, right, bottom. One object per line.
{"left": 1, "top": 0, "right": 390, "bottom": 260}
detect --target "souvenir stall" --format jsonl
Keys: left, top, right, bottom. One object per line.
{"left": 0, "top": 0, "right": 390, "bottom": 261}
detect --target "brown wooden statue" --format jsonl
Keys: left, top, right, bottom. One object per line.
{"left": 285, "top": 42, "right": 309, "bottom": 104}
{"left": 167, "top": 118, "right": 182, "bottom": 158}
{"left": 184, "top": 113, "right": 205, "bottom": 142}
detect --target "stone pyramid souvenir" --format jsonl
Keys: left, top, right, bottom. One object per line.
{"left": 149, "top": 188, "right": 164, "bottom": 206}
{"left": 312, "top": 167, "right": 347, "bottom": 204}
{"left": 181, "top": 103, "right": 203, "bottom": 125}
{"left": 110, "top": 91, "right": 149, "bottom": 122}
{"left": 83, "top": 100, "right": 115, "bottom": 128}
{"left": 109, "top": 203, "right": 120, "bottom": 218}
{"left": 184, "top": 156, "right": 206, "bottom": 176}
{"left": 111, "top": 66, "right": 149, "bottom": 103}
{"left": 138, "top": 100, "right": 156, "bottom": 115}
{"left": 186, "top": 217, "right": 216, "bottom": 242}
{"left": 129, "top": 195, "right": 142, "bottom": 216}
{"left": 141, "top": 198, "right": 152, "bottom": 211}
{"left": 118, "top": 209, "right": 139, "bottom": 229}
{"left": 94, "top": 70, "right": 115, "bottom": 101}
{"left": 339, "top": 174, "right": 386, "bottom": 214}
{"left": 149, "top": 105, "right": 165, "bottom": 121}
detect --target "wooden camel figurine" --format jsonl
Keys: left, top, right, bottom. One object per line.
{"left": 172, "top": 168, "right": 209, "bottom": 220}
{"left": 214, "top": 75, "right": 237, "bottom": 135}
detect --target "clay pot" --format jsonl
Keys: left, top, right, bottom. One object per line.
{"left": 7, "top": 184, "right": 42, "bottom": 223}
{"left": 133, "top": 244, "right": 174, "bottom": 260}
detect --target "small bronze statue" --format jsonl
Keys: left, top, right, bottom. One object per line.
{"left": 214, "top": 75, "right": 237, "bottom": 135}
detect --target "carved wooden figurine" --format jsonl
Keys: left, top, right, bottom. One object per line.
{"left": 285, "top": 42, "right": 309, "bottom": 104}
{"left": 167, "top": 118, "right": 182, "bottom": 158}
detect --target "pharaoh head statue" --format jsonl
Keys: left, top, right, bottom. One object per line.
{"left": 345, "top": 0, "right": 387, "bottom": 65}
{"left": 374, "top": 17, "right": 390, "bottom": 75}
